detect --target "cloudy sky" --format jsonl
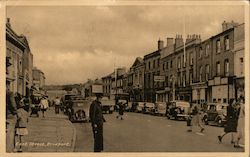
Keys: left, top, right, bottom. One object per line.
{"left": 7, "top": 5, "right": 244, "bottom": 85}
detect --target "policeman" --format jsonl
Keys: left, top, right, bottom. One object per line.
{"left": 89, "top": 93, "right": 105, "bottom": 152}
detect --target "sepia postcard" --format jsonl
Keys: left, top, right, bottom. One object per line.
{"left": 1, "top": 0, "right": 249, "bottom": 157}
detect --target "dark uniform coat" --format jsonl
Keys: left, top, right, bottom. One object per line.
{"left": 89, "top": 100, "right": 105, "bottom": 152}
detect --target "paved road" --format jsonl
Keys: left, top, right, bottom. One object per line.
{"left": 74, "top": 112, "right": 244, "bottom": 152}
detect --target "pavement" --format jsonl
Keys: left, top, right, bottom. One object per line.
{"left": 18, "top": 108, "right": 76, "bottom": 152}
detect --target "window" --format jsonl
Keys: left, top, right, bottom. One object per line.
{"left": 148, "top": 61, "right": 151, "bottom": 70}
{"left": 183, "top": 72, "right": 186, "bottom": 87}
{"left": 162, "top": 63, "right": 165, "bottom": 71}
{"left": 170, "top": 60, "right": 173, "bottom": 68}
{"left": 166, "top": 76, "right": 168, "bottom": 87}
{"left": 199, "top": 66, "right": 203, "bottom": 82}
{"left": 166, "top": 62, "right": 169, "bottom": 69}
{"left": 189, "top": 70, "right": 193, "bottom": 84}
{"left": 153, "top": 60, "right": 155, "bottom": 69}
{"left": 205, "top": 44, "right": 209, "bottom": 56}
{"left": 205, "top": 64, "right": 210, "bottom": 81}
{"left": 224, "top": 59, "right": 229, "bottom": 76}
{"left": 190, "top": 52, "right": 193, "bottom": 65}
{"left": 178, "top": 57, "right": 181, "bottom": 69}
{"left": 240, "top": 57, "right": 244, "bottom": 63}
{"left": 216, "top": 62, "right": 220, "bottom": 76}
{"left": 216, "top": 39, "right": 221, "bottom": 53}
{"left": 223, "top": 98, "right": 227, "bottom": 103}
{"left": 157, "top": 59, "right": 160, "bottom": 67}
{"left": 224, "top": 35, "right": 230, "bottom": 51}
{"left": 199, "top": 47, "right": 203, "bottom": 58}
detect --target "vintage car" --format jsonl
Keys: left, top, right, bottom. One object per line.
{"left": 135, "top": 102, "right": 145, "bottom": 113}
{"left": 166, "top": 101, "right": 191, "bottom": 120}
{"left": 68, "top": 99, "right": 91, "bottom": 123}
{"left": 125, "top": 102, "right": 133, "bottom": 112}
{"left": 101, "top": 97, "right": 115, "bottom": 114}
{"left": 154, "top": 102, "right": 167, "bottom": 116}
{"left": 202, "top": 103, "right": 228, "bottom": 127}
{"left": 142, "top": 102, "right": 155, "bottom": 114}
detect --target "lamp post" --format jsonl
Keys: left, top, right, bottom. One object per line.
{"left": 170, "top": 75, "right": 176, "bottom": 101}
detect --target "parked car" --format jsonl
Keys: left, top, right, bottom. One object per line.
{"left": 101, "top": 97, "right": 115, "bottom": 114}
{"left": 202, "top": 103, "right": 228, "bottom": 127}
{"left": 135, "top": 102, "right": 145, "bottom": 113}
{"left": 154, "top": 102, "right": 167, "bottom": 116}
{"left": 125, "top": 102, "right": 133, "bottom": 112}
{"left": 142, "top": 102, "right": 155, "bottom": 114}
{"left": 166, "top": 101, "right": 191, "bottom": 120}
{"left": 130, "top": 102, "right": 138, "bottom": 112}
{"left": 68, "top": 99, "right": 91, "bottom": 123}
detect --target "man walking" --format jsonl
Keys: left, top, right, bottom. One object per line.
{"left": 89, "top": 93, "right": 105, "bottom": 152}
{"left": 54, "top": 97, "right": 61, "bottom": 114}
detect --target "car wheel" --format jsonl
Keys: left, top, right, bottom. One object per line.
{"left": 217, "top": 118, "right": 222, "bottom": 127}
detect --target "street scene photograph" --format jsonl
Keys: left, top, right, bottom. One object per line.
{"left": 5, "top": 3, "right": 247, "bottom": 155}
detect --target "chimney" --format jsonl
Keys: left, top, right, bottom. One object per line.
{"left": 222, "top": 20, "right": 239, "bottom": 31}
{"left": 6, "top": 18, "right": 11, "bottom": 27}
{"left": 166, "top": 37, "right": 174, "bottom": 47}
{"left": 158, "top": 38, "right": 164, "bottom": 50}
{"left": 175, "top": 34, "right": 183, "bottom": 48}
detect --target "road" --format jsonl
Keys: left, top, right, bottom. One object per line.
{"left": 73, "top": 112, "right": 244, "bottom": 152}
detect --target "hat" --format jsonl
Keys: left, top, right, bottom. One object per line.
{"left": 95, "top": 93, "right": 103, "bottom": 98}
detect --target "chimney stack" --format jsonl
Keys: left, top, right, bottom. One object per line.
{"left": 222, "top": 20, "right": 239, "bottom": 31}
{"left": 158, "top": 38, "right": 164, "bottom": 50}
{"left": 175, "top": 34, "right": 183, "bottom": 48}
{"left": 166, "top": 37, "right": 174, "bottom": 47}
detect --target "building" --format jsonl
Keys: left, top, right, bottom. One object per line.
{"left": 6, "top": 18, "right": 33, "bottom": 97}
{"left": 127, "top": 57, "right": 145, "bottom": 102}
{"left": 110, "top": 67, "right": 127, "bottom": 99}
{"left": 143, "top": 40, "right": 162, "bottom": 102}
{"left": 207, "top": 21, "right": 239, "bottom": 103}
{"left": 102, "top": 73, "right": 112, "bottom": 98}
{"left": 32, "top": 67, "right": 46, "bottom": 91}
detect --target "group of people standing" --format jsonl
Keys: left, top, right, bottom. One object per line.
{"left": 218, "top": 97, "right": 245, "bottom": 148}
{"left": 187, "top": 96, "right": 245, "bottom": 149}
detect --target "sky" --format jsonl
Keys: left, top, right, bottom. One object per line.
{"left": 6, "top": 5, "right": 244, "bottom": 85}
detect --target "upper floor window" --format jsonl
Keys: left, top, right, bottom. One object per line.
{"left": 170, "top": 60, "right": 173, "bottom": 68}
{"left": 224, "top": 59, "right": 229, "bottom": 76}
{"left": 205, "top": 64, "right": 210, "bottom": 81}
{"left": 157, "top": 58, "right": 160, "bottom": 67}
{"left": 153, "top": 60, "right": 156, "bottom": 69}
{"left": 216, "top": 39, "right": 221, "bottom": 53}
{"left": 205, "top": 44, "right": 209, "bottom": 56}
{"left": 177, "top": 57, "right": 181, "bottom": 69}
{"left": 224, "top": 35, "right": 230, "bottom": 51}
{"left": 166, "top": 62, "right": 169, "bottom": 70}
{"left": 199, "top": 66, "right": 203, "bottom": 82}
{"left": 148, "top": 61, "right": 151, "bottom": 70}
{"left": 190, "top": 52, "right": 193, "bottom": 65}
{"left": 216, "top": 61, "right": 220, "bottom": 76}
{"left": 162, "top": 63, "right": 165, "bottom": 71}
{"left": 199, "top": 47, "right": 203, "bottom": 59}
{"left": 166, "top": 76, "right": 169, "bottom": 87}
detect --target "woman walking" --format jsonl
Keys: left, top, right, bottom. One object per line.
{"left": 234, "top": 97, "right": 245, "bottom": 148}
{"left": 40, "top": 96, "right": 49, "bottom": 118}
{"left": 218, "top": 99, "right": 239, "bottom": 144}
{"left": 187, "top": 104, "right": 205, "bottom": 133}
{"left": 15, "top": 102, "right": 29, "bottom": 152}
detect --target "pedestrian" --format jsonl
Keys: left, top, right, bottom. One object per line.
{"left": 116, "top": 101, "right": 125, "bottom": 120}
{"left": 6, "top": 83, "right": 17, "bottom": 152}
{"left": 89, "top": 93, "right": 106, "bottom": 152}
{"left": 234, "top": 96, "right": 245, "bottom": 148}
{"left": 15, "top": 101, "right": 29, "bottom": 152}
{"left": 54, "top": 96, "right": 61, "bottom": 114}
{"left": 23, "top": 96, "right": 30, "bottom": 112}
{"left": 40, "top": 96, "right": 49, "bottom": 118}
{"left": 218, "top": 99, "right": 239, "bottom": 144}
{"left": 187, "top": 104, "right": 205, "bottom": 133}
